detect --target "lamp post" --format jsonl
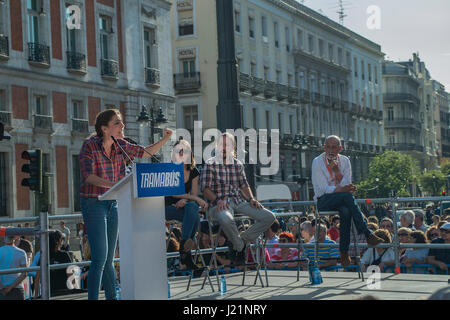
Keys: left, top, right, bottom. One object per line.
{"left": 136, "top": 103, "right": 167, "bottom": 147}
{"left": 432, "top": 174, "right": 437, "bottom": 196}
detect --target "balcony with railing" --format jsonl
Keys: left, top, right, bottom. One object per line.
{"left": 383, "top": 93, "right": 420, "bottom": 106}
{"left": 288, "top": 87, "right": 298, "bottom": 103}
{"left": 251, "top": 77, "right": 265, "bottom": 95}
{"left": 324, "top": 95, "right": 331, "bottom": 108}
{"left": 239, "top": 73, "right": 251, "bottom": 92}
{"left": 71, "top": 118, "right": 89, "bottom": 135}
{"left": 276, "top": 84, "right": 289, "bottom": 101}
{"left": 28, "top": 42, "right": 50, "bottom": 67}
{"left": 299, "top": 89, "right": 310, "bottom": 103}
{"left": 384, "top": 118, "right": 421, "bottom": 130}
{"left": 0, "top": 111, "right": 11, "bottom": 127}
{"left": 386, "top": 143, "right": 423, "bottom": 153}
{"left": 101, "top": 59, "right": 119, "bottom": 79}
{"left": 312, "top": 92, "right": 321, "bottom": 106}
{"left": 145, "top": 68, "right": 160, "bottom": 86}
{"left": 174, "top": 72, "right": 201, "bottom": 93}
{"left": 264, "top": 81, "right": 276, "bottom": 98}
{"left": 33, "top": 114, "right": 53, "bottom": 133}
{"left": 0, "top": 35, "right": 9, "bottom": 60}
{"left": 66, "top": 51, "right": 86, "bottom": 74}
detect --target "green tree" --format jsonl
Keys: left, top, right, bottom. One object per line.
{"left": 356, "top": 151, "right": 419, "bottom": 198}
{"left": 419, "top": 170, "right": 446, "bottom": 196}
{"left": 440, "top": 160, "right": 450, "bottom": 176}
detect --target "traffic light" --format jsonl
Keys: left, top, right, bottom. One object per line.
{"left": 442, "top": 190, "right": 446, "bottom": 196}
{"left": 21, "top": 149, "right": 43, "bottom": 193}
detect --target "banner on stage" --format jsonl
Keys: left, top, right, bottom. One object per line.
{"left": 133, "top": 163, "right": 185, "bottom": 198}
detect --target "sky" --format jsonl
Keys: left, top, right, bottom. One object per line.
{"left": 300, "top": 0, "right": 450, "bottom": 91}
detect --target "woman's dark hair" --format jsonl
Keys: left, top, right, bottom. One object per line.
{"left": 374, "top": 229, "right": 392, "bottom": 244}
{"left": 18, "top": 238, "right": 33, "bottom": 254}
{"left": 94, "top": 109, "right": 121, "bottom": 138}
{"left": 49, "top": 230, "right": 64, "bottom": 256}
{"left": 410, "top": 230, "right": 427, "bottom": 243}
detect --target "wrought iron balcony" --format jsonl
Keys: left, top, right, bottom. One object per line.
{"left": 288, "top": 87, "right": 298, "bottom": 103}
{"left": 101, "top": 59, "right": 119, "bottom": 78}
{"left": 239, "top": 72, "right": 251, "bottom": 92}
{"left": 66, "top": 51, "right": 86, "bottom": 73}
{"left": 0, "top": 111, "right": 11, "bottom": 127}
{"left": 324, "top": 95, "right": 331, "bottom": 107}
{"left": 0, "top": 35, "right": 9, "bottom": 59}
{"left": 145, "top": 67, "right": 160, "bottom": 86}
{"left": 383, "top": 93, "right": 420, "bottom": 106}
{"left": 174, "top": 72, "right": 201, "bottom": 92}
{"left": 264, "top": 81, "right": 276, "bottom": 98}
{"left": 386, "top": 143, "right": 423, "bottom": 153}
{"left": 72, "top": 119, "right": 89, "bottom": 134}
{"left": 28, "top": 42, "right": 50, "bottom": 66}
{"left": 312, "top": 92, "right": 321, "bottom": 106}
{"left": 251, "top": 77, "right": 265, "bottom": 95}
{"left": 300, "top": 89, "right": 310, "bottom": 103}
{"left": 332, "top": 97, "right": 340, "bottom": 109}
{"left": 384, "top": 118, "right": 421, "bottom": 130}
{"left": 33, "top": 114, "right": 53, "bottom": 132}
{"left": 276, "top": 84, "right": 289, "bottom": 101}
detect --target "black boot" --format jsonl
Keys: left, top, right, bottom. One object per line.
{"left": 180, "top": 239, "right": 196, "bottom": 270}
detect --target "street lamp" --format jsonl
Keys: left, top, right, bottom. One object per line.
{"left": 432, "top": 174, "right": 437, "bottom": 196}
{"left": 136, "top": 103, "right": 168, "bottom": 144}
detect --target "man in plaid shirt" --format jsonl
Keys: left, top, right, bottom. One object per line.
{"left": 200, "top": 133, "right": 276, "bottom": 265}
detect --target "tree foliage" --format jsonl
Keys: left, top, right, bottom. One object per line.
{"left": 356, "top": 151, "right": 419, "bottom": 198}
{"left": 419, "top": 170, "right": 446, "bottom": 196}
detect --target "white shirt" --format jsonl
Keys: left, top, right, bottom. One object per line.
{"left": 311, "top": 152, "right": 352, "bottom": 200}
{"left": 361, "top": 247, "right": 395, "bottom": 266}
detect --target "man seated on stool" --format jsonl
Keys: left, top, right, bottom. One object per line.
{"left": 311, "top": 135, "right": 383, "bottom": 267}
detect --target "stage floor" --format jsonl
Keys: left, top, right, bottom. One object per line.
{"left": 53, "top": 270, "right": 449, "bottom": 300}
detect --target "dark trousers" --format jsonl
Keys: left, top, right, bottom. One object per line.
{"left": 317, "top": 192, "right": 371, "bottom": 253}
{"left": 0, "top": 288, "right": 25, "bottom": 300}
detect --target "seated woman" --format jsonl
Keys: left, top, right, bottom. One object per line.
{"left": 400, "top": 230, "right": 429, "bottom": 273}
{"left": 361, "top": 229, "right": 395, "bottom": 272}
{"left": 268, "top": 232, "right": 301, "bottom": 269}
{"left": 165, "top": 139, "right": 207, "bottom": 269}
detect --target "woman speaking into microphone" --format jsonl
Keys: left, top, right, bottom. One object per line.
{"left": 79, "top": 109, "right": 172, "bottom": 300}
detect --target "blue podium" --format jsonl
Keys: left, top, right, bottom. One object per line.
{"left": 99, "top": 163, "right": 185, "bottom": 300}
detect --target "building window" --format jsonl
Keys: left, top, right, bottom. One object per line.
{"left": 263, "top": 66, "right": 269, "bottom": 80}
{"left": 278, "top": 112, "right": 283, "bottom": 133}
{"left": 285, "top": 26, "right": 290, "bottom": 52}
{"left": 252, "top": 108, "right": 257, "bottom": 128}
{"left": 248, "top": 13, "right": 255, "bottom": 39}
{"left": 178, "top": 2, "right": 194, "bottom": 37}
{"left": 354, "top": 57, "right": 358, "bottom": 77}
{"left": 182, "top": 59, "right": 195, "bottom": 76}
{"left": 250, "top": 62, "right": 257, "bottom": 77}
{"left": 99, "top": 15, "right": 113, "bottom": 60}
{"left": 72, "top": 100, "right": 85, "bottom": 119}
{"left": 0, "top": 89, "right": 6, "bottom": 112}
{"left": 35, "top": 95, "right": 49, "bottom": 115}
{"left": 144, "top": 27, "right": 158, "bottom": 69}
{"left": 261, "top": 16, "right": 268, "bottom": 42}
{"left": 296, "top": 29, "right": 303, "bottom": 48}
{"left": 265, "top": 110, "right": 270, "bottom": 130}
{"left": 388, "top": 106, "right": 394, "bottom": 121}
{"left": 346, "top": 51, "right": 351, "bottom": 68}
{"left": 368, "top": 63, "right": 372, "bottom": 82}
{"left": 308, "top": 34, "right": 314, "bottom": 53}
{"left": 361, "top": 60, "right": 365, "bottom": 80}
{"left": 27, "top": 0, "right": 42, "bottom": 44}
{"left": 234, "top": 8, "right": 241, "bottom": 32}
{"left": 318, "top": 39, "right": 324, "bottom": 57}
{"left": 374, "top": 66, "right": 378, "bottom": 84}
{"left": 338, "top": 47, "right": 343, "bottom": 65}
{"left": 276, "top": 70, "right": 281, "bottom": 84}
{"left": 183, "top": 105, "right": 198, "bottom": 131}
{"left": 289, "top": 114, "right": 293, "bottom": 134}
{"left": 328, "top": 43, "right": 334, "bottom": 62}
{"left": 274, "top": 22, "right": 279, "bottom": 48}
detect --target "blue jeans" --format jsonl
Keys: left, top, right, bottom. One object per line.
{"left": 81, "top": 197, "right": 118, "bottom": 300}
{"left": 317, "top": 192, "right": 371, "bottom": 253}
{"left": 165, "top": 201, "right": 200, "bottom": 240}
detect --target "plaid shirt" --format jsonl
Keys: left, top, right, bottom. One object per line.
{"left": 199, "top": 156, "right": 250, "bottom": 205}
{"left": 79, "top": 135, "right": 145, "bottom": 198}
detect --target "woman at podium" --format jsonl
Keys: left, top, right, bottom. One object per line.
{"left": 165, "top": 139, "right": 208, "bottom": 269}
{"left": 79, "top": 109, "right": 172, "bottom": 300}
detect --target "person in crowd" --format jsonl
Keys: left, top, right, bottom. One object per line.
{"left": 165, "top": 139, "right": 206, "bottom": 270}
{"left": 59, "top": 221, "right": 71, "bottom": 252}
{"left": 299, "top": 216, "right": 308, "bottom": 224}
{"left": 425, "top": 206, "right": 435, "bottom": 226}
{"left": 304, "top": 224, "right": 339, "bottom": 270}
{"left": 200, "top": 132, "right": 276, "bottom": 265}
{"left": 367, "top": 222, "right": 379, "bottom": 233}
{"left": 380, "top": 217, "right": 394, "bottom": 235}
{"left": 265, "top": 220, "right": 280, "bottom": 258}
{"left": 307, "top": 214, "right": 315, "bottom": 222}
{"left": 401, "top": 230, "right": 429, "bottom": 273}
{"left": 400, "top": 210, "right": 416, "bottom": 230}
{"left": 34, "top": 230, "right": 73, "bottom": 298}
{"left": 76, "top": 222, "right": 85, "bottom": 254}
{"left": 426, "top": 226, "right": 440, "bottom": 243}
{"left": 268, "top": 232, "right": 301, "bottom": 269}
{"left": 361, "top": 229, "right": 395, "bottom": 272}
{"left": 300, "top": 221, "right": 313, "bottom": 243}
{"left": 431, "top": 215, "right": 441, "bottom": 227}
{"left": 367, "top": 216, "right": 379, "bottom": 226}
{"left": 311, "top": 135, "right": 383, "bottom": 267}
{"left": 328, "top": 215, "right": 340, "bottom": 242}
{"left": 413, "top": 209, "right": 429, "bottom": 233}
{"left": 426, "top": 223, "right": 450, "bottom": 274}
{"left": 397, "top": 227, "right": 413, "bottom": 256}
{"left": 215, "top": 231, "right": 233, "bottom": 271}
{"left": 0, "top": 233, "right": 27, "bottom": 300}
{"left": 17, "top": 239, "right": 33, "bottom": 267}
{"left": 78, "top": 108, "right": 173, "bottom": 300}
{"left": 287, "top": 217, "right": 300, "bottom": 242}
{"left": 166, "top": 233, "right": 181, "bottom": 273}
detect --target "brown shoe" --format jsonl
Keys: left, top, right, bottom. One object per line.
{"left": 367, "top": 233, "right": 384, "bottom": 247}
{"left": 340, "top": 252, "right": 351, "bottom": 267}
{"left": 182, "top": 238, "right": 195, "bottom": 253}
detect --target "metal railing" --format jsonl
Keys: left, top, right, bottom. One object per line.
{"left": 28, "top": 42, "right": 50, "bottom": 65}
{"left": 1, "top": 196, "right": 450, "bottom": 299}
{"left": 0, "top": 35, "right": 9, "bottom": 58}
{"left": 66, "top": 51, "right": 86, "bottom": 72}
{"left": 100, "top": 58, "right": 119, "bottom": 78}
{"left": 145, "top": 67, "right": 160, "bottom": 85}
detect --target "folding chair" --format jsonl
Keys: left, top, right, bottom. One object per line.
{"left": 256, "top": 184, "right": 309, "bottom": 286}
{"left": 314, "top": 207, "right": 365, "bottom": 282}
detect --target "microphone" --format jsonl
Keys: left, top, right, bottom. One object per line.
{"left": 111, "top": 136, "right": 135, "bottom": 165}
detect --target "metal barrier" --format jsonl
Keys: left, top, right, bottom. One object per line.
{"left": 1, "top": 196, "right": 450, "bottom": 299}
